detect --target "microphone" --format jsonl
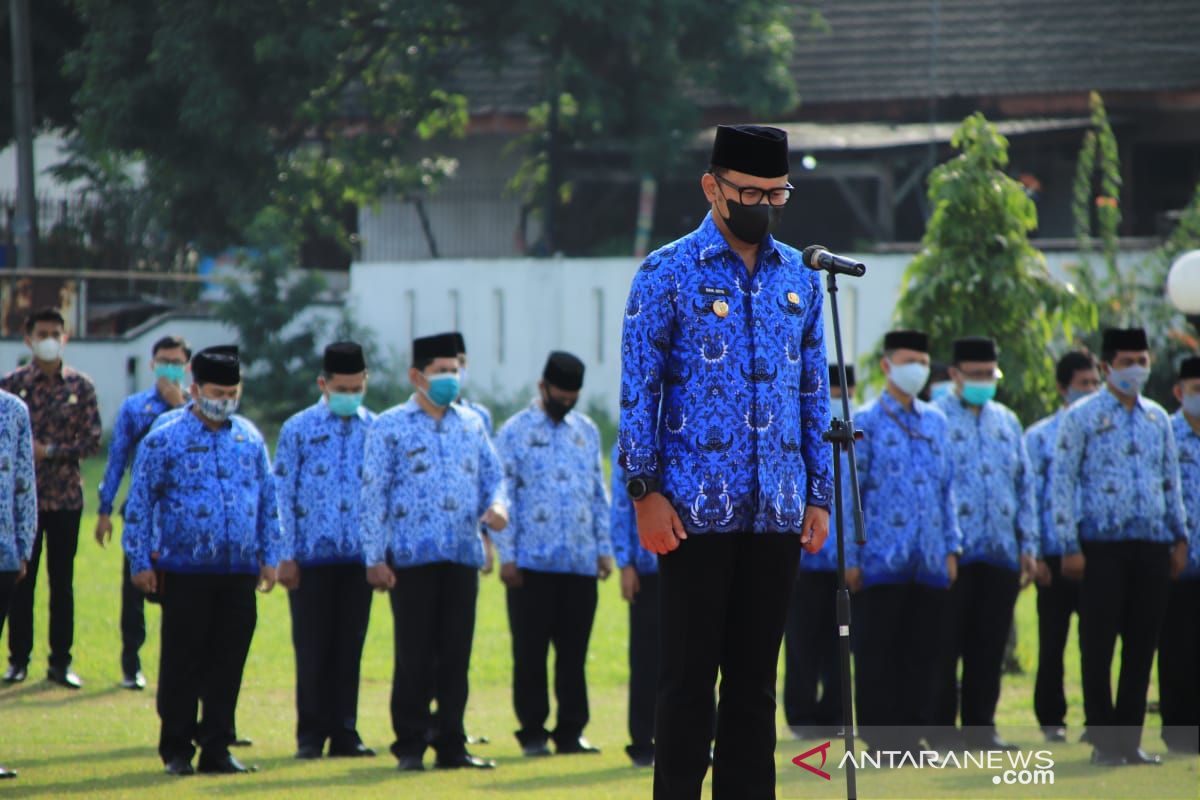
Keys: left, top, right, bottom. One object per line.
{"left": 802, "top": 245, "right": 866, "bottom": 277}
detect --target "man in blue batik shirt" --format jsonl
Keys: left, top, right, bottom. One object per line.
{"left": 361, "top": 332, "right": 507, "bottom": 772}
{"left": 1052, "top": 327, "right": 1188, "bottom": 766}
{"left": 932, "top": 336, "right": 1037, "bottom": 750}
{"left": 0, "top": 387, "right": 36, "bottom": 780}
{"left": 1158, "top": 355, "right": 1200, "bottom": 754}
{"left": 846, "top": 329, "right": 961, "bottom": 756}
{"left": 1026, "top": 350, "right": 1100, "bottom": 743}
{"left": 783, "top": 363, "right": 856, "bottom": 741}
{"left": 619, "top": 124, "right": 832, "bottom": 799}
{"left": 95, "top": 335, "right": 190, "bottom": 691}
{"left": 124, "top": 346, "right": 281, "bottom": 777}
{"left": 274, "top": 342, "right": 376, "bottom": 761}
{"left": 495, "top": 351, "right": 613, "bottom": 758}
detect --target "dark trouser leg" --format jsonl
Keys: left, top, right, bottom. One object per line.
{"left": 196, "top": 574, "right": 258, "bottom": 760}
{"left": 1034, "top": 556, "right": 1079, "bottom": 728}
{"left": 813, "top": 572, "right": 844, "bottom": 728}
{"left": 960, "top": 563, "right": 1020, "bottom": 731}
{"left": 628, "top": 571, "right": 660, "bottom": 754}
{"left": 430, "top": 564, "right": 478, "bottom": 759}
{"left": 783, "top": 569, "right": 835, "bottom": 727}
{"left": 157, "top": 573, "right": 211, "bottom": 763}
{"left": 654, "top": 535, "right": 735, "bottom": 800}
{"left": 902, "top": 585, "right": 949, "bottom": 742}
{"left": 1112, "top": 541, "right": 1170, "bottom": 755}
{"left": 711, "top": 535, "right": 802, "bottom": 800}
{"left": 550, "top": 573, "right": 598, "bottom": 747}
{"left": 507, "top": 569, "right": 554, "bottom": 746}
{"left": 6, "top": 524, "right": 42, "bottom": 668}
{"left": 856, "top": 584, "right": 905, "bottom": 749}
{"left": 119, "top": 555, "right": 146, "bottom": 676}
{"left": 43, "top": 509, "right": 82, "bottom": 671}
{"left": 933, "top": 569, "right": 967, "bottom": 730}
{"left": 289, "top": 563, "right": 336, "bottom": 751}
{"left": 0, "top": 570, "right": 15, "bottom": 638}
{"left": 1079, "top": 541, "right": 1127, "bottom": 754}
{"left": 330, "top": 563, "right": 372, "bottom": 750}
{"left": 1158, "top": 578, "right": 1200, "bottom": 753}
{"left": 389, "top": 563, "right": 438, "bottom": 758}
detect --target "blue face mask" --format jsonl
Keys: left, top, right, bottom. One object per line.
{"left": 154, "top": 363, "right": 186, "bottom": 384}
{"left": 961, "top": 380, "right": 997, "bottom": 406}
{"left": 929, "top": 381, "right": 954, "bottom": 401}
{"left": 1065, "top": 387, "right": 1095, "bottom": 405}
{"left": 1108, "top": 365, "right": 1150, "bottom": 396}
{"left": 421, "top": 372, "right": 460, "bottom": 407}
{"left": 328, "top": 392, "right": 363, "bottom": 417}
{"left": 1182, "top": 393, "right": 1200, "bottom": 418}
{"left": 888, "top": 360, "right": 930, "bottom": 398}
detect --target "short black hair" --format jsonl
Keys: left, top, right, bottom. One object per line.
{"left": 152, "top": 335, "right": 192, "bottom": 359}
{"left": 1056, "top": 350, "right": 1097, "bottom": 388}
{"left": 24, "top": 307, "right": 65, "bottom": 334}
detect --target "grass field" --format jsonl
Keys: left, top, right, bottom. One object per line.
{"left": 0, "top": 455, "right": 1196, "bottom": 799}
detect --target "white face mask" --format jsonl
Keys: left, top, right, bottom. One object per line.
{"left": 887, "top": 360, "right": 931, "bottom": 398}
{"left": 32, "top": 337, "right": 63, "bottom": 363}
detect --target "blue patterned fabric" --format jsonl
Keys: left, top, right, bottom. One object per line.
{"left": 801, "top": 447, "right": 853, "bottom": 572}
{"left": 850, "top": 392, "right": 962, "bottom": 588}
{"left": 1170, "top": 411, "right": 1200, "bottom": 579}
{"left": 935, "top": 394, "right": 1038, "bottom": 569}
{"left": 360, "top": 399, "right": 505, "bottom": 569}
{"left": 1025, "top": 410, "right": 1067, "bottom": 558}
{"left": 610, "top": 442, "right": 658, "bottom": 575}
{"left": 273, "top": 399, "right": 376, "bottom": 566}
{"left": 457, "top": 397, "right": 493, "bottom": 434}
{"left": 123, "top": 410, "right": 282, "bottom": 575}
{"left": 617, "top": 213, "right": 833, "bottom": 535}
{"left": 0, "top": 390, "right": 37, "bottom": 572}
{"left": 98, "top": 387, "right": 175, "bottom": 515}
{"left": 1051, "top": 388, "right": 1187, "bottom": 555}
{"left": 151, "top": 403, "right": 264, "bottom": 439}
{"left": 494, "top": 402, "right": 612, "bottom": 576}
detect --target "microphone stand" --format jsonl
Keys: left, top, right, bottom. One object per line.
{"left": 818, "top": 266, "right": 867, "bottom": 800}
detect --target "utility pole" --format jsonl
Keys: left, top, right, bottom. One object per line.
{"left": 10, "top": 0, "right": 37, "bottom": 268}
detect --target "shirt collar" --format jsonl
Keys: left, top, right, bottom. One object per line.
{"left": 880, "top": 389, "right": 924, "bottom": 417}
{"left": 402, "top": 396, "right": 460, "bottom": 420}
{"left": 695, "top": 212, "right": 779, "bottom": 265}
{"left": 1098, "top": 385, "right": 1146, "bottom": 413}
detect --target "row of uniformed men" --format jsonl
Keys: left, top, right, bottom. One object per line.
{"left": 776, "top": 327, "right": 1199, "bottom": 764}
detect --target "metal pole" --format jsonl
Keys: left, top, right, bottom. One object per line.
{"left": 9, "top": 0, "right": 38, "bottom": 268}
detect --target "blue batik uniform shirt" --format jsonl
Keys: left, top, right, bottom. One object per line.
{"left": 610, "top": 443, "right": 658, "bottom": 575}
{"left": 0, "top": 390, "right": 36, "bottom": 572}
{"left": 617, "top": 213, "right": 834, "bottom": 535}
{"left": 360, "top": 398, "right": 505, "bottom": 570}
{"left": 98, "top": 386, "right": 176, "bottom": 515}
{"left": 495, "top": 402, "right": 613, "bottom": 576}
{"left": 851, "top": 392, "right": 962, "bottom": 588}
{"left": 458, "top": 397, "right": 493, "bottom": 434}
{"left": 274, "top": 399, "right": 376, "bottom": 566}
{"left": 123, "top": 410, "right": 283, "bottom": 575}
{"left": 1026, "top": 409, "right": 1068, "bottom": 558}
{"left": 801, "top": 409, "right": 857, "bottom": 573}
{"left": 1170, "top": 411, "right": 1200, "bottom": 579}
{"left": 1051, "top": 388, "right": 1187, "bottom": 554}
{"left": 936, "top": 393, "right": 1038, "bottom": 570}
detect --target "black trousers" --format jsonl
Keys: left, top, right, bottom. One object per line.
{"left": 120, "top": 555, "right": 146, "bottom": 675}
{"left": 1079, "top": 540, "right": 1170, "bottom": 755}
{"left": 6, "top": 509, "right": 82, "bottom": 670}
{"left": 1034, "top": 556, "right": 1081, "bottom": 728}
{"left": 934, "top": 562, "right": 1020, "bottom": 733}
{"left": 0, "top": 570, "right": 15, "bottom": 639}
{"left": 628, "top": 571, "right": 660, "bottom": 755}
{"left": 855, "top": 581, "right": 948, "bottom": 751}
{"left": 654, "top": 533, "right": 801, "bottom": 800}
{"left": 157, "top": 572, "right": 257, "bottom": 763}
{"left": 507, "top": 569, "right": 598, "bottom": 747}
{"left": 288, "top": 562, "right": 373, "bottom": 751}
{"left": 783, "top": 569, "right": 841, "bottom": 729}
{"left": 1158, "top": 578, "right": 1200, "bottom": 753}
{"left": 389, "top": 562, "right": 478, "bottom": 759}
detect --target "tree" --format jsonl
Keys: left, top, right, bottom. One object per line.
{"left": 0, "top": 0, "right": 83, "bottom": 146}
{"left": 889, "top": 113, "right": 1095, "bottom": 423}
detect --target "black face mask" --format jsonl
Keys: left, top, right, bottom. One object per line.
{"left": 720, "top": 198, "right": 784, "bottom": 244}
{"left": 542, "top": 390, "right": 575, "bottom": 422}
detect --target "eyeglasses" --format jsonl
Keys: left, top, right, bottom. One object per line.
{"left": 710, "top": 172, "right": 793, "bottom": 207}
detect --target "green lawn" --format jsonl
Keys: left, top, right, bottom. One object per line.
{"left": 0, "top": 456, "right": 1196, "bottom": 799}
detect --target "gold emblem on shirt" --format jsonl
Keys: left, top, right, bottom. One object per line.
{"left": 712, "top": 300, "right": 729, "bottom": 318}
{"left": 68, "top": 394, "right": 78, "bottom": 404}
{"left": 787, "top": 291, "right": 800, "bottom": 305}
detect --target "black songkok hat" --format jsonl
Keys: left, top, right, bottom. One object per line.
{"left": 952, "top": 336, "right": 998, "bottom": 363}
{"left": 323, "top": 341, "right": 366, "bottom": 375}
{"left": 710, "top": 125, "right": 789, "bottom": 178}
{"left": 543, "top": 351, "right": 585, "bottom": 391}
{"left": 450, "top": 332, "right": 467, "bottom": 355}
{"left": 1179, "top": 355, "right": 1200, "bottom": 381}
{"left": 883, "top": 329, "right": 929, "bottom": 354}
{"left": 828, "top": 363, "right": 856, "bottom": 389}
{"left": 1102, "top": 327, "right": 1149, "bottom": 355}
{"left": 412, "top": 333, "right": 459, "bottom": 365}
{"left": 192, "top": 345, "right": 240, "bottom": 386}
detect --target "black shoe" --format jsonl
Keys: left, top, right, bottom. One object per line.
{"left": 0, "top": 766, "right": 17, "bottom": 779}
{"left": 1090, "top": 748, "right": 1127, "bottom": 767}
{"left": 556, "top": 737, "right": 601, "bottom": 755}
{"left": 121, "top": 671, "right": 146, "bottom": 691}
{"left": 466, "top": 734, "right": 490, "bottom": 745}
{"left": 521, "top": 739, "right": 552, "bottom": 757}
{"left": 231, "top": 737, "right": 252, "bottom": 747}
{"left": 2, "top": 665, "right": 26, "bottom": 684}
{"left": 1042, "top": 726, "right": 1067, "bottom": 743}
{"left": 329, "top": 742, "right": 375, "bottom": 758}
{"left": 1123, "top": 748, "right": 1162, "bottom": 766}
{"left": 163, "top": 758, "right": 194, "bottom": 776}
{"left": 396, "top": 754, "right": 425, "bottom": 771}
{"left": 295, "top": 745, "right": 323, "bottom": 760}
{"left": 625, "top": 746, "right": 654, "bottom": 768}
{"left": 435, "top": 752, "right": 496, "bottom": 769}
{"left": 197, "top": 754, "right": 256, "bottom": 774}
{"left": 46, "top": 666, "right": 82, "bottom": 690}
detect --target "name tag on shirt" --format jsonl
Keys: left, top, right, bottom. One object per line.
{"left": 699, "top": 286, "right": 730, "bottom": 297}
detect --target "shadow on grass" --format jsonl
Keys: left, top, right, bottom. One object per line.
{"left": 477, "top": 764, "right": 645, "bottom": 792}
{"left": 177, "top": 762, "right": 444, "bottom": 794}
{"left": 0, "top": 766, "right": 178, "bottom": 798}
{"left": 0, "top": 682, "right": 123, "bottom": 707}
{"left": 13, "top": 745, "right": 157, "bottom": 769}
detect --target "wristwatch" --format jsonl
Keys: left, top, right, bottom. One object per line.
{"left": 625, "top": 476, "right": 659, "bottom": 502}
